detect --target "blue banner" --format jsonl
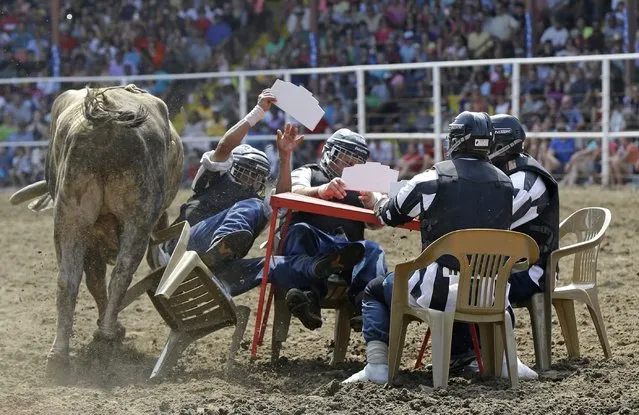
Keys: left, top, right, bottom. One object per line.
{"left": 309, "top": 32, "right": 318, "bottom": 81}
{"left": 623, "top": 8, "right": 629, "bottom": 53}
{"left": 525, "top": 12, "right": 533, "bottom": 57}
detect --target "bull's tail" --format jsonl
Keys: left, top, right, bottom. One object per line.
{"left": 9, "top": 180, "right": 54, "bottom": 212}
{"left": 83, "top": 86, "right": 149, "bottom": 128}
{"left": 10, "top": 180, "right": 48, "bottom": 205}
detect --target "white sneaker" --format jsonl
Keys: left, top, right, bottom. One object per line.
{"left": 463, "top": 356, "right": 537, "bottom": 379}
{"left": 342, "top": 363, "right": 389, "bottom": 385}
{"left": 501, "top": 355, "right": 538, "bottom": 380}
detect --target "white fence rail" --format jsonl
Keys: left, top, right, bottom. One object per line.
{"left": 3, "top": 52, "right": 639, "bottom": 186}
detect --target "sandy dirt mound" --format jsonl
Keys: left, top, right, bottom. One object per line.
{"left": 1, "top": 187, "right": 638, "bottom": 415}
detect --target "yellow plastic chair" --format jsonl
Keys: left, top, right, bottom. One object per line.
{"left": 550, "top": 207, "right": 612, "bottom": 360}
{"left": 388, "top": 229, "right": 539, "bottom": 389}
{"left": 120, "top": 221, "right": 250, "bottom": 379}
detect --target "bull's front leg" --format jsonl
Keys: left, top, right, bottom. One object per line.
{"left": 47, "top": 222, "right": 87, "bottom": 380}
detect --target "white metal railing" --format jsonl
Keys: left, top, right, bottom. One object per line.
{"left": 2, "top": 52, "right": 639, "bottom": 186}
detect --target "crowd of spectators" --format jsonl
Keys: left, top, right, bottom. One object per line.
{"left": 1, "top": 0, "right": 638, "bottom": 188}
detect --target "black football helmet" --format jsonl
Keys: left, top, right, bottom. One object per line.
{"left": 320, "top": 128, "right": 370, "bottom": 178}
{"left": 444, "top": 111, "right": 494, "bottom": 159}
{"left": 229, "top": 144, "right": 271, "bottom": 194}
{"left": 489, "top": 114, "right": 526, "bottom": 166}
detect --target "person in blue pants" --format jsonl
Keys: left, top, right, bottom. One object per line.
{"left": 182, "top": 198, "right": 365, "bottom": 297}
{"left": 282, "top": 129, "right": 389, "bottom": 331}
{"left": 161, "top": 89, "right": 364, "bottom": 298}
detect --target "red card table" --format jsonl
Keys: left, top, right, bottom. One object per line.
{"left": 250, "top": 192, "right": 420, "bottom": 357}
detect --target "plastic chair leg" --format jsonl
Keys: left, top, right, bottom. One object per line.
{"left": 585, "top": 289, "right": 612, "bottom": 359}
{"left": 553, "top": 298, "right": 580, "bottom": 358}
{"left": 527, "top": 293, "right": 551, "bottom": 371}
{"left": 387, "top": 314, "right": 408, "bottom": 385}
{"left": 478, "top": 323, "right": 496, "bottom": 377}
{"left": 428, "top": 311, "right": 455, "bottom": 389}
{"left": 150, "top": 330, "right": 191, "bottom": 379}
{"left": 501, "top": 313, "right": 519, "bottom": 389}
{"left": 225, "top": 306, "right": 250, "bottom": 377}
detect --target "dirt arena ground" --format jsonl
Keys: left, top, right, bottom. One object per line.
{"left": 1, "top": 187, "right": 638, "bottom": 415}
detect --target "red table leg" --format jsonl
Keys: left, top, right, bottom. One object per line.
{"left": 414, "top": 328, "right": 431, "bottom": 369}
{"left": 250, "top": 212, "right": 279, "bottom": 357}
{"left": 469, "top": 324, "right": 484, "bottom": 375}
{"left": 258, "top": 211, "right": 293, "bottom": 345}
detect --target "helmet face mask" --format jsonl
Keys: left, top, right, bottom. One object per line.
{"left": 488, "top": 115, "right": 526, "bottom": 165}
{"left": 323, "top": 143, "right": 368, "bottom": 178}
{"left": 320, "top": 129, "right": 370, "bottom": 178}
{"left": 488, "top": 137, "right": 524, "bottom": 164}
{"left": 229, "top": 161, "right": 268, "bottom": 194}
{"left": 229, "top": 144, "right": 270, "bottom": 195}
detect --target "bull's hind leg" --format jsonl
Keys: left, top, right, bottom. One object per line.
{"left": 93, "top": 220, "right": 151, "bottom": 367}
{"left": 47, "top": 212, "right": 90, "bottom": 379}
{"left": 84, "top": 251, "right": 125, "bottom": 341}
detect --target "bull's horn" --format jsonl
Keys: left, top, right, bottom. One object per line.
{"left": 9, "top": 181, "right": 48, "bottom": 205}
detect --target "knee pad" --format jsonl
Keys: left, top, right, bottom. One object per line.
{"left": 244, "top": 197, "right": 266, "bottom": 209}
{"left": 282, "top": 223, "right": 316, "bottom": 248}
{"left": 364, "top": 275, "right": 387, "bottom": 304}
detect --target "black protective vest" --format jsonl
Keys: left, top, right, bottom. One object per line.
{"left": 290, "top": 164, "right": 366, "bottom": 241}
{"left": 177, "top": 171, "right": 259, "bottom": 226}
{"left": 503, "top": 154, "right": 559, "bottom": 276}
{"left": 421, "top": 158, "right": 514, "bottom": 270}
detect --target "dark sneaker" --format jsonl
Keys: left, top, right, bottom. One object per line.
{"left": 349, "top": 315, "right": 363, "bottom": 332}
{"left": 285, "top": 288, "right": 323, "bottom": 330}
{"left": 201, "top": 229, "right": 253, "bottom": 268}
{"left": 312, "top": 243, "right": 365, "bottom": 280}
{"left": 449, "top": 349, "right": 477, "bottom": 374}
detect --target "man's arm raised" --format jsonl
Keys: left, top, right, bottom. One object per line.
{"left": 275, "top": 123, "right": 305, "bottom": 194}
{"left": 211, "top": 89, "right": 277, "bottom": 162}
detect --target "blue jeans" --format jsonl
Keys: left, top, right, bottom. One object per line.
{"left": 214, "top": 254, "right": 350, "bottom": 297}
{"left": 508, "top": 269, "right": 543, "bottom": 304}
{"left": 362, "top": 272, "right": 477, "bottom": 357}
{"left": 187, "top": 198, "right": 269, "bottom": 254}
{"left": 279, "top": 223, "right": 388, "bottom": 306}
{"left": 179, "top": 199, "right": 367, "bottom": 299}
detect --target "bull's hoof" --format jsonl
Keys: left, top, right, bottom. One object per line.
{"left": 95, "top": 321, "right": 126, "bottom": 344}
{"left": 45, "top": 352, "right": 71, "bottom": 382}
{"left": 87, "top": 334, "right": 116, "bottom": 383}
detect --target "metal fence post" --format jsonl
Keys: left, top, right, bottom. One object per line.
{"left": 511, "top": 62, "right": 520, "bottom": 118}
{"left": 284, "top": 72, "right": 292, "bottom": 125}
{"left": 356, "top": 68, "right": 366, "bottom": 135}
{"left": 601, "top": 59, "right": 611, "bottom": 187}
{"left": 239, "top": 74, "right": 247, "bottom": 118}
{"left": 433, "top": 66, "right": 442, "bottom": 162}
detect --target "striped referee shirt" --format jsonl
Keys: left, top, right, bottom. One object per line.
{"left": 376, "top": 161, "right": 549, "bottom": 312}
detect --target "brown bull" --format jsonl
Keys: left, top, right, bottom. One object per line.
{"left": 10, "top": 85, "right": 183, "bottom": 377}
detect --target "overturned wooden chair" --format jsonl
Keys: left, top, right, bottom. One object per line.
{"left": 257, "top": 225, "right": 355, "bottom": 365}
{"left": 269, "top": 279, "right": 355, "bottom": 365}
{"left": 119, "top": 221, "right": 250, "bottom": 379}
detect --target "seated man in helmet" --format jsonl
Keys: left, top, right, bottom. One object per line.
{"left": 281, "top": 128, "right": 389, "bottom": 331}
{"left": 161, "top": 90, "right": 364, "bottom": 296}
{"left": 489, "top": 114, "right": 559, "bottom": 308}
{"left": 343, "top": 112, "right": 536, "bottom": 385}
